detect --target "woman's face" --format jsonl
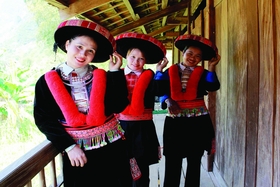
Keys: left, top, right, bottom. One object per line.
{"left": 65, "top": 35, "right": 98, "bottom": 69}
{"left": 126, "top": 48, "right": 146, "bottom": 71}
{"left": 182, "top": 46, "right": 202, "bottom": 67}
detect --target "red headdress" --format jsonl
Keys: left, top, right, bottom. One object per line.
{"left": 115, "top": 32, "right": 166, "bottom": 64}
{"left": 175, "top": 34, "right": 218, "bottom": 60}
{"left": 54, "top": 19, "right": 116, "bottom": 62}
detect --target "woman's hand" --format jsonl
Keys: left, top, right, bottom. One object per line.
{"left": 109, "top": 51, "right": 123, "bottom": 71}
{"left": 156, "top": 57, "right": 169, "bottom": 72}
{"left": 165, "top": 98, "right": 181, "bottom": 118}
{"left": 208, "top": 54, "right": 221, "bottom": 72}
{"left": 67, "top": 145, "right": 87, "bottom": 167}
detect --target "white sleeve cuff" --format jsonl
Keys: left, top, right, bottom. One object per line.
{"left": 65, "top": 144, "right": 76, "bottom": 153}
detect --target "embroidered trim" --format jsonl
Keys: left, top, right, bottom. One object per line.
{"left": 169, "top": 65, "right": 204, "bottom": 101}
{"left": 130, "top": 157, "right": 142, "bottom": 181}
{"left": 167, "top": 99, "right": 208, "bottom": 117}
{"left": 167, "top": 106, "right": 209, "bottom": 117}
{"left": 121, "top": 70, "right": 154, "bottom": 115}
{"left": 66, "top": 117, "right": 125, "bottom": 150}
{"left": 45, "top": 69, "right": 107, "bottom": 127}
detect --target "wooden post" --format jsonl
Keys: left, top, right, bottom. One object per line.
{"left": 207, "top": 0, "right": 216, "bottom": 172}
{"left": 188, "top": 0, "right": 192, "bottom": 34}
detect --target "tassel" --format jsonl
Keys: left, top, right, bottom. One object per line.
{"left": 53, "top": 43, "right": 58, "bottom": 62}
{"left": 53, "top": 43, "right": 58, "bottom": 53}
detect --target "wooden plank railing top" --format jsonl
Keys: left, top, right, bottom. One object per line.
{"left": 0, "top": 140, "right": 60, "bottom": 187}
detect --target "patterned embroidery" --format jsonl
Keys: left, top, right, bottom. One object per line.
{"left": 180, "top": 66, "right": 193, "bottom": 92}
{"left": 66, "top": 117, "right": 125, "bottom": 150}
{"left": 130, "top": 158, "right": 142, "bottom": 181}
{"left": 167, "top": 99, "right": 209, "bottom": 117}
{"left": 167, "top": 106, "right": 209, "bottom": 117}
{"left": 70, "top": 71, "right": 89, "bottom": 114}
{"left": 126, "top": 72, "right": 139, "bottom": 101}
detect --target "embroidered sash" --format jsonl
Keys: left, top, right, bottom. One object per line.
{"left": 65, "top": 116, "right": 125, "bottom": 150}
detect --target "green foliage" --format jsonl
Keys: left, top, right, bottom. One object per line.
{"left": 0, "top": 0, "right": 61, "bottom": 145}
{"left": 0, "top": 0, "right": 62, "bottom": 170}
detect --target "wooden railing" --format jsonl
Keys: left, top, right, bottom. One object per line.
{"left": 0, "top": 140, "right": 64, "bottom": 187}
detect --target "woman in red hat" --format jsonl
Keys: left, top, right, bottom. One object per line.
{"left": 155, "top": 34, "right": 221, "bottom": 187}
{"left": 114, "top": 32, "right": 168, "bottom": 187}
{"left": 33, "top": 19, "right": 131, "bottom": 187}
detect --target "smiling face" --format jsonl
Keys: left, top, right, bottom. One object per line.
{"left": 182, "top": 46, "right": 202, "bottom": 67}
{"left": 65, "top": 35, "right": 98, "bottom": 69}
{"left": 126, "top": 48, "right": 146, "bottom": 71}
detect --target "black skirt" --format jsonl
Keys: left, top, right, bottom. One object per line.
{"left": 63, "top": 139, "right": 132, "bottom": 187}
{"left": 119, "top": 119, "right": 160, "bottom": 165}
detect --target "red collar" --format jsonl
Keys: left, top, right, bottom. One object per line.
{"left": 45, "top": 69, "right": 107, "bottom": 127}
{"left": 169, "top": 65, "right": 204, "bottom": 101}
{"left": 121, "top": 69, "right": 154, "bottom": 115}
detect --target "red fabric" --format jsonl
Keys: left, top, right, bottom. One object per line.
{"left": 169, "top": 65, "right": 204, "bottom": 101}
{"left": 86, "top": 69, "right": 107, "bottom": 125}
{"left": 45, "top": 69, "right": 107, "bottom": 127}
{"left": 121, "top": 70, "right": 153, "bottom": 115}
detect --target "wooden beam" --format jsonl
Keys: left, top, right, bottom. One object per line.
{"left": 92, "top": 2, "right": 124, "bottom": 16}
{"left": 99, "top": 9, "right": 129, "bottom": 23}
{"left": 161, "top": 0, "right": 168, "bottom": 37}
{"left": 122, "top": 0, "right": 147, "bottom": 33}
{"left": 58, "top": 0, "right": 113, "bottom": 20}
{"left": 188, "top": 0, "right": 191, "bottom": 34}
{"left": 123, "top": 0, "right": 138, "bottom": 20}
{"left": 165, "top": 31, "right": 180, "bottom": 37}
{"left": 139, "top": 3, "right": 162, "bottom": 13}
{"left": 169, "top": 16, "right": 189, "bottom": 23}
{"left": 107, "top": 15, "right": 132, "bottom": 27}
{"left": 110, "top": 0, "right": 190, "bottom": 36}
{"left": 167, "top": 17, "right": 190, "bottom": 25}
{"left": 162, "top": 0, "right": 168, "bottom": 9}
{"left": 147, "top": 25, "right": 177, "bottom": 37}
{"left": 45, "top": 0, "right": 68, "bottom": 8}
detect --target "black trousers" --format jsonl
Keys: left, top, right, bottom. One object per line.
{"left": 163, "top": 149, "right": 204, "bottom": 187}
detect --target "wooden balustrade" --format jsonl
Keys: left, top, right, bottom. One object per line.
{"left": 0, "top": 140, "right": 63, "bottom": 187}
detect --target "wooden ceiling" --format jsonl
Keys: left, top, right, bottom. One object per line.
{"left": 45, "top": 0, "right": 205, "bottom": 49}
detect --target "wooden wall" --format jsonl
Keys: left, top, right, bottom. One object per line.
{"left": 186, "top": 0, "right": 280, "bottom": 186}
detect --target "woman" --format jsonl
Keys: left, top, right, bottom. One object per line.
{"left": 114, "top": 32, "right": 168, "bottom": 187}
{"left": 33, "top": 19, "right": 131, "bottom": 187}
{"left": 155, "top": 34, "right": 221, "bottom": 187}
